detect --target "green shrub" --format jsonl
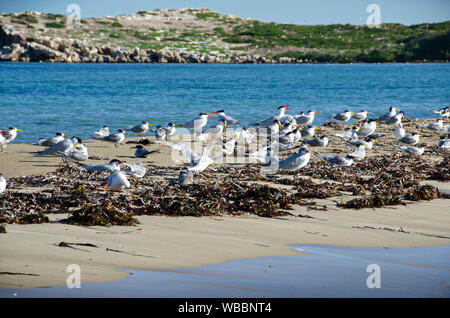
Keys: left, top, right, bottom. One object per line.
{"left": 45, "top": 22, "right": 65, "bottom": 28}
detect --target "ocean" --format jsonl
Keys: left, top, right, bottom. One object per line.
{"left": 0, "top": 62, "right": 449, "bottom": 143}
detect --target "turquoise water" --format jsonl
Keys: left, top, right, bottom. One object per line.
{"left": 1, "top": 245, "right": 449, "bottom": 297}
{"left": 0, "top": 62, "right": 449, "bottom": 143}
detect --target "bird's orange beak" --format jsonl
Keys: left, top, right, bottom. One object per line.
{"left": 211, "top": 111, "right": 217, "bottom": 114}
{"left": 208, "top": 114, "right": 213, "bottom": 117}
{"left": 285, "top": 105, "right": 292, "bottom": 109}
{"left": 315, "top": 111, "right": 320, "bottom": 113}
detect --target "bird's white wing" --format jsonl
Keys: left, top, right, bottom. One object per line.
{"left": 156, "top": 141, "right": 202, "bottom": 163}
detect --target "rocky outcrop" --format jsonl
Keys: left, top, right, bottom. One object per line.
{"left": 0, "top": 24, "right": 301, "bottom": 64}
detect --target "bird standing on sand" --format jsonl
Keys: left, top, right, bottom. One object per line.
{"left": 163, "top": 123, "right": 176, "bottom": 138}
{"left": 106, "top": 171, "right": 130, "bottom": 192}
{"left": 154, "top": 125, "right": 167, "bottom": 140}
{"left": 377, "top": 106, "right": 399, "bottom": 122}
{"left": 295, "top": 110, "right": 320, "bottom": 126}
{"left": 348, "top": 145, "right": 367, "bottom": 160}
{"left": 177, "top": 169, "right": 194, "bottom": 185}
{"left": 77, "top": 159, "right": 125, "bottom": 172}
{"left": 256, "top": 106, "right": 291, "bottom": 127}
{"left": 394, "top": 123, "right": 405, "bottom": 138}
{"left": 393, "top": 145, "right": 425, "bottom": 156}
{"left": 1, "top": 127, "right": 22, "bottom": 143}
{"left": 351, "top": 110, "right": 371, "bottom": 123}
{"left": 303, "top": 136, "right": 330, "bottom": 147}
{"left": 437, "top": 135, "right": 450, "bottom": 149}
{"left": 357, "top": 119, "right": 378, "bottom": 137}
{"left": 384, "top": 111, "right": 404, "bottom": 126}
{"left": 419, "top": 119, "right": 444, "bottom": 131}
{"left": 328, "top": 110, "right": 353, "bottom": 125}
{"left": 128, "top": 121, "right": 152, "bottom": 137}
{"left": 179, "top": 113, "right": 213, "bottom": 130}
{"left": 64, "top": 143, "right": 89, "bottom": 162}
{"left": 0, "top": 135, "right": 8, "bottom": 152}
{"left": 300, "top": 125, "right": 315, "bottom": 138}
{"left": 96, "top": 129, "right": 127, "bottom": 147}
{"left": 196, "top": 119, "right": 226, "bottom": 141}
{"left": 276, "top": 145, "right": 311, "bottom": 171}
{"left": 37, "top": 137, "right": 81, "bottom": 157}
{"left": 395, "top": 133, "right": 420, "bottom": 145}
{"left": 212, "top": 110, "right": 240, "bottom": 126}
{"left": 0, "top": 174, "right": 6, "bottom": 194}
{"left": 93, "top": 126, "right": 109, "bottom": 138}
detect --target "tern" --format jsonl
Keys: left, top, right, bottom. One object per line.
{"left": 418, "top": 119, "right": 444, "bottom": 131}
{"left": 276, "top": 145, "right": 311, "bottom": 171}
{"left": 347, "top": 145, "right": 367, "bottom": 160}
{"left": 95, "top": 129, "right": 127, "bottom": 146}
{"left": 0, "top": 174, "right": 6, "bottom": 194}
{"left": 211, "top": 110, "right": 240, "bottom": 126}
{"left": 178, "top": 113, "right": 212, "bottom": 130}
{"left": 123, "top": 162, "right": 146, "bottom": 178}
{"left": 154, "top": 125, "right": 167, "bottom": 140}
{"left": 357, "top": 119, "right": 379, "bottom": 137}
{"left": 106, "top": 171, "right": 130, "bottom": 192}
{"left": 238, "top": 126, "right": 257, "bottom": 145}
{"left": 351, "top": 109, "right": 371, "bottom": 122}
{"left": 394, "top": 123, "right": 406, "bottom": 138}
{"left": 393, "top": 145, "right": 425, "bottom": 156}
{"left": 295, "top": 110, "right": 320, "bottom": 126}
{"left": 37, "top": 136, "right": 81, "bottom": 157}
{"left": 437, "top": 135, "right": 450, "bottom": 149}
{"left": 0, "top": 135, "right": 8, "bottom": 152}
{"left": 93, "top": 126, "right": 109, "bottom": 138}
{"left": 196, "top": 119, "right": 226, "bottom": 142}
{"left": 316, "top": 154, "right": 354, "bottom": 166}
{"left": 163, "top": 123, "right": 176, "bottom": 138}
{"left": 37, "top": 133, "right": 70, "bottom": 147}
{"left": 128, "top": 121, "right": 152, "bottom": 136}
{"left": 394, "top": 133, "right": 420, "bottom": 145}
{"left": 303, "top": 136, "right": 329, "bottom": 147}
{"left": 335, "top": 127, "right": 358, "bottom": 141}
{"left": 431, "top": 106, "right": 449, "bottom": 117}
{"left": 177, "top": 169, "right": 194, "bottom": 185}
{"left": 377, "top": 106, "right": 399, "bottom": 122}
{"left": 300, "top": 125, "right": 315, "bottom": 139}
{"left": 255, "top": 105, "right": 291, "bottom": 126}
{"left": 64, "top": 144, "right": 89, "bottom": 162}
{"left": 1, "top": 127, "right": 22, "bottom": 143}
{"left": 249, "top": 145, "right": 278, "bottom": 165}
{"left": 384, "top": 111, "right": 404, "bottom": 126}
{"left": 328, "top": 110, "right": 353, "bottom": 125}
{"left": 77, "top": 159, "right": 125, "bottom": 172}
{"left": 133, "top": 145, "right": 158, "bottom": 158}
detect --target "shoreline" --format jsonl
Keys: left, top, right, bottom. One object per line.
{"left": 0, "top": 120, "right": 449, "bottom": 289}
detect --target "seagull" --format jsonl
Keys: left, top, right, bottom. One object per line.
{"left": 393, "top": 145, "right": 425, "bottom": 156}
{"left": 77, "top": 159, "right": 125, "bottom": 172}
{"left": 128, "top": 121, "right": 152, "bottom": 136}
{"left": 177, "top": 169, "right": 194, "bottom": 185}
{"left": 211, "top": 110, "right": 240, "bottom": 126}
{"left": 345, "top": 138, "right": 374, "bottom": 150}
{"left": 295, "top": 110, "right": 320, "bottom": 126}
{"left": 292, "top": 127, "right": 302, "bottom": 142}
{"left": 195, "top": 119, "right": 226, "bottom": 141}
{"left": 133, "top": 145, "right": 158, "bottom": 158}
{"left": 1, "top": 127, "right": 22, "bottom": 143}
{"left": 394, "top": 123, "right": 406, "bottom": 138}
{"left": 265, "top": 119, "right": 283, "bottom": 135}
{"left": 178, "top": 113, "right": 212, "bottom": 130}
{"left": 187, "top": 143, "right": 218, "bottom": 172}
{"left": 123, "top": 162, "right": 146, "bottom": 178}
{"left": 438, "top": 135, "right": 450, "bottom": 149}
{"left": 418, "top": 119, "right": 444, "bottom": 131}
{"left": 279, "top": 131, "right": 295, "bottom": 144}
{"left": 255, "top": 105, "right": 291, "bottom": 126}
{"left": 347, "top": 144, "right": 367, "bottom": 160}
{"left": 303, "top": 136, "right": 329, "bottom": 147}
{"left": 377, "top": 106, "right": 399, "bottom": 122}
{"left": 394, "top": 133, "right": 420, "bottom": 145}
{"left": 93, "top": 126, "right": 109, "bottom": 138}
{"left": 0, "top": 174, "right": 6, "bottom": 194}
{"left": 317, "top": 154, "right": 354, "bottom": 166}
{"left": 276, "top": 145, "right": 311, "bottom": 171}
{"left": 351, "top": 109, "right": 371, "bottom": 122}
{"left": 96, "top": 129, "right": 127, "bottom": 146}
{"left": 300, "top": 125, "right": 315, "bottom": 138}
{"left": 37, "top": 137, "right": 81, "bottom": 157}
{"left": 384, "top": 111, "right": 404, "bottom": 126}
{"left": 328, "top": 110, "right": 353, "bottom": 125}
{"left": 357, "top": 119, "right": 379, "bottom": 137}
{"left": 163, "top": 123, "right": 176, "bottom": 138}
{"left": 106, "top": 171, "right": 130, "bottom": 192}
{"left": 37, "top": 132, "right": 69, "bottom": 147}
{"left": 431, "top": 106, "right": 449, "bottom": 117}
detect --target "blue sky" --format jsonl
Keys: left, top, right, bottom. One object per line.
{"left": 1, "top": 0, "right": 449, "bottom": 25}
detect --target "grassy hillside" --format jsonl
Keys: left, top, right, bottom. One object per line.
{"left": 1, "top": 8, "right": 449, "bottom": 62}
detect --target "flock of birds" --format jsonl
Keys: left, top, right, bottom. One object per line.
{"left": 0, "top": 105, "right": 449, "bottom": 194}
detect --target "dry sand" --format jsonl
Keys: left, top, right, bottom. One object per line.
{"left": 0, "top": 120, "right": 449, "bottom": 289}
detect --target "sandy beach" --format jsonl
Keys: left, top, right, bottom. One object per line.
{"left": 0, "top": 119, "right": 449, "bottom": 289}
